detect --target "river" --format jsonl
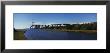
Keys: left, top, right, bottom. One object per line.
{"left": 24, "top": 28, "right": 97, "bottom": 40}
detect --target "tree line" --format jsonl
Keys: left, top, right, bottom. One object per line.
{"left": 36, "top": 22, "right": 97, "bottom": 30}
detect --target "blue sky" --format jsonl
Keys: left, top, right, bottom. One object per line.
{"left": 14, "top": 13, "right": 97, "bottom": 29}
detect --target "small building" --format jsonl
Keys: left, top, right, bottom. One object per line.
{"left": 30, "top": 25, "right": 41, "bottom": 29}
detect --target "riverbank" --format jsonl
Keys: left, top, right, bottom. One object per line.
{"left": 57, "top": 30, "right": 96, "bottom": 33}
{"left": 14, "top": 31, "right": 25, "bottom": 40}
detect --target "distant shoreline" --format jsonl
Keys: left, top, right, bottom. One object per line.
{"left": 15, "top": 29, "right": 96, "bottom": 33}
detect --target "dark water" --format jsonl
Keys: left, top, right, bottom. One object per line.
{"left": 24, "top": 28, "right": 97, "bottom": 40}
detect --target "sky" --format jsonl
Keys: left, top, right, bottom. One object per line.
{"left": 14, "top": 13, "right": 97, "bottom": 29}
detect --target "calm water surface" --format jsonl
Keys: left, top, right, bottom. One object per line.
{"left": 24, "top": 28, "right": 97, "bottom": 40}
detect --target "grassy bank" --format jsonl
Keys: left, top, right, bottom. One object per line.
{"left": 52, "top": 29, "right": 97, "bottom": 35}
{"left": 14, "top": 31, "right": 25, "bottom": 40}
{"left": 53, "top": 29, "right": 96, "bottom": 32}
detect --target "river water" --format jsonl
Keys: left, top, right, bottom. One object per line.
{"left": 24, "top": 28, "right": 97, "bottom": 40}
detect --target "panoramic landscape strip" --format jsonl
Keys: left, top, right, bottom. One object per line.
{"left": 14, "top": 13, "right": 97, "bottom": 40}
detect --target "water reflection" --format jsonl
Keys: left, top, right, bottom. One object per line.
{"left": 24, "top": 28, "right": 97, "bottom": 40}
